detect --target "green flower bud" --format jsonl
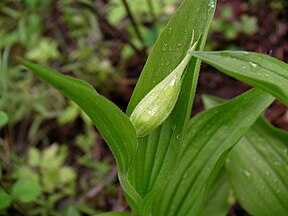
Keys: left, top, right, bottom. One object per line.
{"left": 130, "top": 40, "right": 198, "bottom": 137}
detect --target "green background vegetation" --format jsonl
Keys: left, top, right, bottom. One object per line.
{"left": 0, "top": 0, "right": 287, "bottom": 215}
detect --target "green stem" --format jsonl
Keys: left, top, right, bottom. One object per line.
{"left": 0, "top": 46, "right": 11, "bottom": 109}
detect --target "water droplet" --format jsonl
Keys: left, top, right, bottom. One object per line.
{"left": 242, "top": 170, "right": 252, "bottom": 178}
{"left": 265, "top": 171, "right": 270, "bottom": 176}
{"left": 176, "top": 134, "right": 182, "bottom": 139}
{"left": 152, "top": 80, "right": 156, "bottom": 84}
{"left": 264, "top": 73, "right": 270, "bottom": 77}
{"left": 182, "top": 172, "right": 188, "bottom": 179}
{"left": 208, "top": 0, "right": 215, "bottom": 8}
{"left": 273, "top": 159, "right": 282, "bottom": 166}
{"left": 249, "top": 62, "right": 257, "bottom": 68}
{"left": 161, "top": 43, "right": 168, "bottom": 52}
{"left": 172, "top": 124, "right": 176, "bottom": 131}
{"left": 170, "top": 78, "right": 176, "bottom": 86}
{"left": 243, "top": 51, "right": 249, "bottom": 54}
{"left": 168, "top": 27, "right": 172, "bottom": 35}
{"left": 226, "top": 158, "right": 230, "bottom": 163}
{"left": 148, "top": 107, "right": 158, "bottom": 116}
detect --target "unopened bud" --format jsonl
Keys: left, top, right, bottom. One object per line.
{"left": 130, "top": 39, "right": 198, "bottom": 137}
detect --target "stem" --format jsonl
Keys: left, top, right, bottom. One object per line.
{"left": 146, "top": 0, "right": 157, "bottom": 23}
{"left": 0, "top": 46, "right": 11, "bottom": 109}
{"left": 121, "top": 0, "right": 145, "bottom": 48}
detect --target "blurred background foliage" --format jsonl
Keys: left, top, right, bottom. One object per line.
{"left": 0, "top": 0, "right": 287, "bottom": 215}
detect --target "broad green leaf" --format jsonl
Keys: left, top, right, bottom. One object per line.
{"left": 19, "top": 59, "right": 141, "bottom": 208}
{"left": 202, "top": 95, "right": 231, "bottom": 216}
{"left": 0, "top": 188, "right": 12, "bottom": 210}
{"left": 203, "top": 168, "right": 231, "bottom": 216}
{"left": 203, "top": 94, "right": 288, "bottom": 216}
{"left": 126, "top": 0, "right": 217, "bottom": 206}
{"left": 152, "top": 88, "right": 274, "bottom": 216}
{"left": 12, "top": 179, "right": 42, "bottom": 203}
{"left": 192, "top": 51, "right": 288, "bottom": 106}
{"left": 96, "top": 212, "right": 132, "bottom": 216}
{"left": 226, "top": 117, "right": 288, "bottom": 215}
{"left": 0, "top": 111, "right": 8, "bottom": 129}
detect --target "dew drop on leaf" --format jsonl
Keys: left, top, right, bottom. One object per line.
{"left": 168, "top": 27, "right": 172, "bottom": 35}
{"left": 208, "top": 0, "right": 215, "bottom": 8}
{"left": 273, "top": 159, "right": 282, "bottom": 166}
{"left": 171, "top": 124, "right": 176, "bottom": 131}
{"left": 249, "top": 62, "right": 257, "bottom": 68}
{"left": 161, "top": 43, "right": 168, "bottom": 52}
{"left": 242, "top": 170, "right": 252, "bottom": 180}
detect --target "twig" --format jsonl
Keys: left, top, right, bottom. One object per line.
{"left": 79, "top": 1, "right": 146, "bottom": 58}
{"left": 146, "top": 0, "right": 157, "bottom": 23}
{"left": 121, "top": 0, "right": 145, "bottom": 47}
{"left": 86, "top": 167, "right": 118, "bottom": 199}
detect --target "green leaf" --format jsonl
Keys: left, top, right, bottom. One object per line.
{"left": 0, "top": 188, "right": 12, "bottom": 210}
{"left": 203, "top": 168, "right": 231, "bottom": 216}
{"left": 203, "top": 94, "right": 288, "bottom": 216}
{"left": 58, "top": 102, "right": 80, "bottom": 125}
{"left": 152, "top": 88, "right": 274, "bottom": 216}
{"left": 64, "top": 205, "right": 81, "bottom": 216}
{"left": 12, "top": 179, "right": 42, "bottom": 203}
{"left": 192, "top": 51, "right": 288, "bottom": 106}
{"left": 26, "top": 38, "right": 60, "bottom": 63}
{"left": 226, "top": 117, "right": 288, "bottom": 215}
{"left": 96, "top": 212, "right": 132, "bottom": 216}
{"left": 126, "top": 0, "right": 217, "bottom": 206}
{"left": 27, "top": 147, "right": 41, "bottom": 166}
{"left": 59, "top": 166, "right": 76, "bottom": 184}
{"left": 19, "top": 59, "right": 141, "bottom": 208}
{"left": 0, "top": 111, "right": 8, "bottom": 129}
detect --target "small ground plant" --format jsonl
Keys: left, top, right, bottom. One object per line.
{"left": 18, "top": 0, "right": 287, "bottom": 215}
